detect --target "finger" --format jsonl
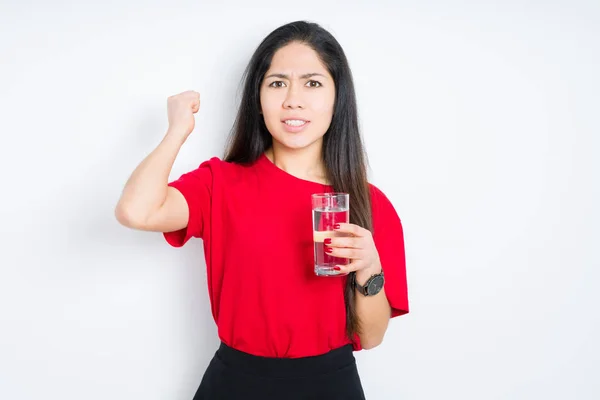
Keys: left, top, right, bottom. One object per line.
{"left": 325, "top": 236, "right": 362, "bottom": 249}
{"left": 334, "top": 223, "right": 368, "bottom": 237}
{"left": 326, "top": 246, "right": 363, "bottom": 260}
{"left": 335, "top": 260, "right": 366, "bottom": 274}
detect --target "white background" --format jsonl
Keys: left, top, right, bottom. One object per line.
{"left": 1, "top": 1, "right": 598, "bottom": 399}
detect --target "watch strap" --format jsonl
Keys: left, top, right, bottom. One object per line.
{"left": 354, "top": 276, "right": 368, "bottom": 295}
{"left": 353, "top": 269, "right": 384, "bottom": 296}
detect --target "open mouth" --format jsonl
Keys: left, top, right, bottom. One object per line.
{"left": 283, "top": 119, "right": 309, "bottom": 127}
{"left": 282, "top": 119, "right": 310, "bottom": 132}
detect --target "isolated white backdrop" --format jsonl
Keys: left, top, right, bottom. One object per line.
{"left": 1, "top": 1, "right": 598, "bottom": 399}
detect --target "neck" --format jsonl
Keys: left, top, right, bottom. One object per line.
{"left": 265, "top": 140, "right": 329, "bottom": 185}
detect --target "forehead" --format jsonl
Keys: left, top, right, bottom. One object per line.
{"left": 267, "top": 42, "right": 329, "bottom": 75}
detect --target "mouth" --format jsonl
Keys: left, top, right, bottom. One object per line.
{"left": 282, "top": 119, "right": 310, "bottom": 133}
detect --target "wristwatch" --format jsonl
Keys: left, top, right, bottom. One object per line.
{"left": 353, "top": 269, "right": 385, "bottom": 296}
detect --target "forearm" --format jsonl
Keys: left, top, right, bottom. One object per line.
{"left": 115, "top": 130, "right": 185, "bottom": 223}
{"left": 355, "top": 265, "right": 391, "bottom": 349}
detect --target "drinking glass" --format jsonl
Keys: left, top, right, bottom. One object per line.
{"left": 312, "top": 193, "right": 350, "bottom": 276}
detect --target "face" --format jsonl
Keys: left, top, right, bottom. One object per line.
{"left": 260, "top": 42, "right": 336, "bottom": 152}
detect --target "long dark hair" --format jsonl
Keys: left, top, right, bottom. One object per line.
{"left": 224, "top": 21, "right": 372, "bottom": 341}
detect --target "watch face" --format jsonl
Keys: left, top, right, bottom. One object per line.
{"left": 367, "top": 275, "right": 384, "bottom": 295}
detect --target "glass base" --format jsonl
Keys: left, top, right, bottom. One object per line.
{"left": 314, "top": 265, "right": 343, "bottom": 276}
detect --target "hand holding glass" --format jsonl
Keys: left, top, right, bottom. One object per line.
{"left": 312, "top": 193, "right": 350, "bottom": 276}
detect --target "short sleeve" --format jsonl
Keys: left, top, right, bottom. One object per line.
{"left": 163, "top": 159, "right": 214, "bottom": 247}
{"left": 371, "top": 185, "right": 409, "bottom": 318}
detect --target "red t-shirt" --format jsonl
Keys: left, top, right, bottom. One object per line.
{"left": 163, "top": 153, "right": 409, "bottom": 358}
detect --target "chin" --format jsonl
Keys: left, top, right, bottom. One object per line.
{"left": 278, "top": 139, "right": 318, "bottom": 152}
{"left": 273, "top": 132, "right": 324, "bottom": 152}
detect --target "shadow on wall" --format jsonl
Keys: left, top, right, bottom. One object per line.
{"left": 53, "top": 106, "right": 221, "bottom": 395}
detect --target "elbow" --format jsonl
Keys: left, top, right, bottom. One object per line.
{"left": 114, "top": 203, "right": 132, "bottom": 227}
{"left": 114, "top": 202, "right": 144, "bottom": 229}
{"left": 359, "top": 334, "right": 384, "bottom": 350}
{"left": 358, "top": 317, "right": 390, "bottom": 350}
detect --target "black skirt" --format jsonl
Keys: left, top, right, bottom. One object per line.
{"left": 193, "top": 342, "right": 366, "bottom": 400}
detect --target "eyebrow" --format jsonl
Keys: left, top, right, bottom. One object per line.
{"left": 264, "top": 73, "right": 326, "bottom": 80}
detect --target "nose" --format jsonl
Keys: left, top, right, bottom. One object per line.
{"left": 282, "top": 85, "right": 304, "bottom": 109}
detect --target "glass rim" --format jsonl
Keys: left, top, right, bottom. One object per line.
{"left": 311, "top": 192, "right": 349, "bottom": 199}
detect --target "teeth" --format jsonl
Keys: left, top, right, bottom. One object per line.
{"left": 284, "top": 120, "right": 307, "bottom": 127}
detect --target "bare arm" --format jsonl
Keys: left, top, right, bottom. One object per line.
{"left": 355, "top": 264, "right": 391, "bottom": 349}
{"left": 324, "top": 223, "right": 393, "bottom": 349}
{"left": 115, "top": 91, "right": 201, "bottom": 232}
{"left": 115, "top": 132, "right": 189, "bottom": 232}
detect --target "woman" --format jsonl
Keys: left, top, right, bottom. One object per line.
{"left": 115, "top": 20, "right": 409, "bottom": 400}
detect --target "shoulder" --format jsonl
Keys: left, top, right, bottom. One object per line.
{"left": 368, "top": 183, "right": 403, "bottom": 232}
{"left": 190, "top": 156, "right": 262, "bottom": 187}
{"left": 369, "top": 183, "right": 399, "bottom": 215}
{"left": 195, "top": 156, "right": 256, "bottom": 175}
{"left": 369, "top": 183, "right": 387, "bottom": 201}
{"left": 197, "top": 156, "right": 229, "bottom": 171}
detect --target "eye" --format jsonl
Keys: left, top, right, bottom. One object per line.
{"left": 268, "top": 81, "right": 286, "bottom": 88}
{"left": 306, "top": 80, "right": 322, "bottom": 88}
